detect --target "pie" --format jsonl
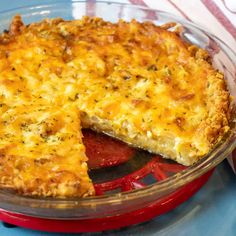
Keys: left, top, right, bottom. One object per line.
{"left": 0, "top": 15, "right": 231, "bottom": 197}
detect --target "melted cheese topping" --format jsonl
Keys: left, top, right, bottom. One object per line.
{"left": 0, "top": 16, "right": 230, "bottom": 196}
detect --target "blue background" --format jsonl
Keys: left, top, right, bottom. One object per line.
{"left": 0, "top": 1, "right": 236, "bottom": 235}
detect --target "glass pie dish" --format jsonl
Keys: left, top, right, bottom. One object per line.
{"left": 0, "top": 0, "right": 235, "bottom": 222}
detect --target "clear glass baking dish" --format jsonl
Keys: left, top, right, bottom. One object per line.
{"left": 0, "top": 0, "right": 235, "bottom": 219}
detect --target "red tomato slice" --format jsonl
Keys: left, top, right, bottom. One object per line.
{"left": 82, "top": 129, "right": 135, "bottom": 169}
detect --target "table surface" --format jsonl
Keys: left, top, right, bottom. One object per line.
{"left": 0, "top": 1, "right": 236, "bottom": 235}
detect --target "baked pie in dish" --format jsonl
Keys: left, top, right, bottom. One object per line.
{"left": 0, "top": 15, "right": 231, "bottom": 198}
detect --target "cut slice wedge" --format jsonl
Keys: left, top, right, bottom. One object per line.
{"left": 0, "top": 103, "right": 94, "bottom": 197}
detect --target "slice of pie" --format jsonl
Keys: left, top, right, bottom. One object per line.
{"left": 0, "top": 103, "right": 94, "bottom": 197}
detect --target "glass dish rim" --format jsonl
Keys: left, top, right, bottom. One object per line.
{"left": 0, "top": 0, "right": 235, "bottom": 212}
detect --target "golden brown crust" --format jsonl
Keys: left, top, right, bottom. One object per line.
{"left": 9, "top": 14, "right": 25, "bottom": 36}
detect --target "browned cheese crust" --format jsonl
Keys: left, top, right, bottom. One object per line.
{"left": 0, "top": 15, "right": 231, "bottom": 197}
